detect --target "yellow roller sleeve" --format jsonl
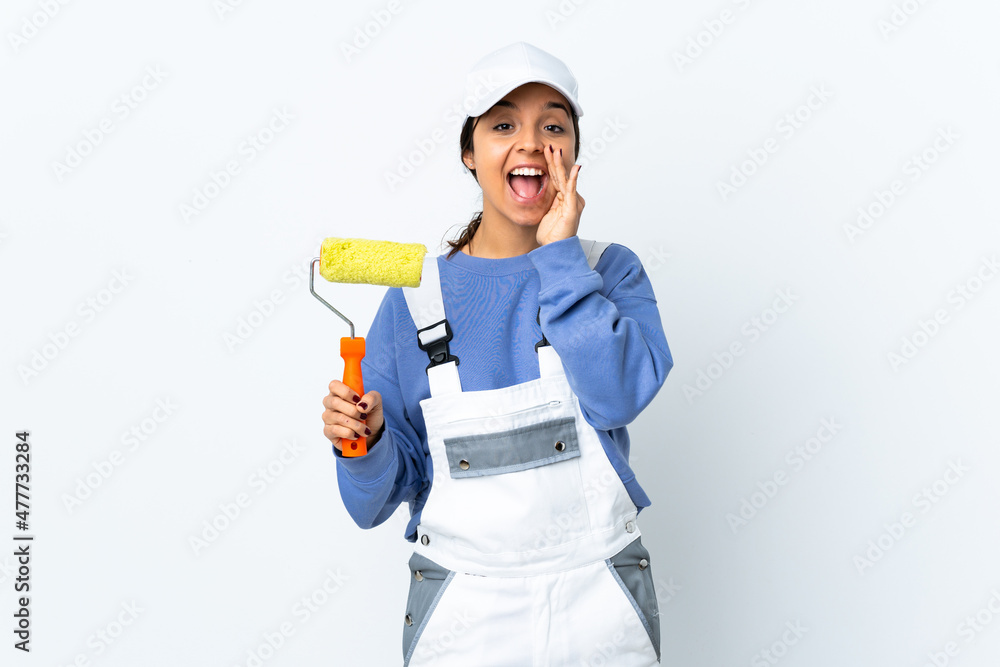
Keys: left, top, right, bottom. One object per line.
{"left": 319, "top": 237, "right": 426, "bottom": 288}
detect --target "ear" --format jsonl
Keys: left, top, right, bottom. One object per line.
{"left": 461, "top": 148, "right": 474, "bottom": 170}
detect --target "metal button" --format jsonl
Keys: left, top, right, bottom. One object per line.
{"left": 625, "top": 520, "right": 635, "bottom": 533}
{"left": 638, "top": 558, "right": 648, "bottom": 570}
{"left": 554, "top": 440, "right": 566, "bottom": 452}
{"left": 414, "top": 570, "right": 423, "bottom": 581}
{"left": 404, "top": 613, "right": 413, "bottom": 626}
{"left": 459, "top": 459, "right": 470, "bottom": 470}
{"left": 420, "top": 534, "right": 430, "bottom": 545}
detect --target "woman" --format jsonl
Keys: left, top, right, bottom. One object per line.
{"left": 321, "top": 41, "right": 673, "bottom": 666}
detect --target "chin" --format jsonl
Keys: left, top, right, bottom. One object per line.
{"left": 505, "top": 198, "right": 554, "bottom": 227}
{"left": 509, "top": 211, "right": 544, "bottom": 226}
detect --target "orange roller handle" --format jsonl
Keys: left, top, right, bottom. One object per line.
{"left": 340, "top": 336, "right": 367, "bottom": 457}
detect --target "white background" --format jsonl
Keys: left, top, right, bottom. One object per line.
{"left": 2, "top": 1, "right": 999, "bottom": 665}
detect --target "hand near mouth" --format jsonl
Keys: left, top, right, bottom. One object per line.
{"left": 536, "top": 144, "right": 585, "bottom": 246}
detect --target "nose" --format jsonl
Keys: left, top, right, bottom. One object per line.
{"left": 514, "top": 122, "right": 546, "bottom": 154}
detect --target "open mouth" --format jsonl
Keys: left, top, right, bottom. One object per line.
{"left": 507, "top": 169, "right": 548, "bottom": 203}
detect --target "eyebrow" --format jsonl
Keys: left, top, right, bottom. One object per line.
{"left": 489, "top": 99, "right": 570, "bottom": 117}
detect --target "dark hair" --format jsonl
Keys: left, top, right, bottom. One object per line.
{"left": 443, "top": 110, "right": 581, "bottom": 259}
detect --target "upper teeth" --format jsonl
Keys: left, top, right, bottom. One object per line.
{"left": 510, "top": 167, "right": 545, "bottom": 176}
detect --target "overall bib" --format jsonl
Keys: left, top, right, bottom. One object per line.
{"left": 399, "top": 239, "right": 661, "bottom": 666}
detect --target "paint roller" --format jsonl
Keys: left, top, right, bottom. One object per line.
{"left": 310, "top": 237, "right": 427, "bottom": 457}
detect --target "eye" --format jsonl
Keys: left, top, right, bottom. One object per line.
{"left": 492, "top": 122, "right": 513, "bottom": 131}
{"left": 545, "top": 124, "right": 564, "bottom": 133}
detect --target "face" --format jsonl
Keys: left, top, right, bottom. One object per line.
{"left": 463, "top": 83, "right": 576, "bottom": 228}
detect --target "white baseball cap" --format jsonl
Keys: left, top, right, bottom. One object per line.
{"left": 461, "top": 41, "right": 583, "bottom": 125}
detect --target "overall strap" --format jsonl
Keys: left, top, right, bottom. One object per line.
{"left": 403, "top": 239, "right": 613, "bottom": 395}
{"left": 536, "top": 238, "right": 612, "bottom": 378}
{"left": 402, "top": 254, "right": 462, "bottom": 397}
{"left": 581, "top": 238, "right": 613, "bottom": 268}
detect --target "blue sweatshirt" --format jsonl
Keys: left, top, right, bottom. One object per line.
{"left": 333, "top": 235, "right": 673, "bottom": 542}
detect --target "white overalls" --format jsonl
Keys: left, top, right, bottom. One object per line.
{"left": 399, "top": 239, "right": 661, "bottom": 666}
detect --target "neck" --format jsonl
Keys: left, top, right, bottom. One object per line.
{"left": 465, "top": 211, "right": 541, "bottom": 259}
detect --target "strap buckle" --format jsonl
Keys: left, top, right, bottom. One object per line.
{"left": 534, "top": 306, "right": 550, "bottom": 351}
{"left": 417, "top": 319, "right": 460, "bottom": 375}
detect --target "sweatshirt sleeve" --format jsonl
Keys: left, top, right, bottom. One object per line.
{"left": 331, "top": 288, "right": 428, "bottom": 530}
{"left": 528, "top": 236, "right": 673, "bottom": 431}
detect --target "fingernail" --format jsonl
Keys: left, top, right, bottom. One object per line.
{"left": 360, "top": 413, "right": 367, "bottom": 419}
{"left": 353, "top": 395, "right": 361, "bottom": 402}
{"left": 359, "top": 401, "right": 368, "bottom": 409}
{"left": 365, "top": 427, "right": 372, "bottom": 435}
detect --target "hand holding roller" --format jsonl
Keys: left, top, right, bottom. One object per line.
{"left": 311, "top": 237, "right": 427, "bottom": 457}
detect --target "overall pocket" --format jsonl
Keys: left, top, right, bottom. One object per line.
{"left": 442, "top": 415, "right": 580, "bottom": 478}
{"left": 606, "top": 537, "right": 661, "bottom": 662}
{"left": 434, "top": 413, "right": 593, "bottom": 554}
{"left": 402, "top": 551, "right": 455, "bottom": 667}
